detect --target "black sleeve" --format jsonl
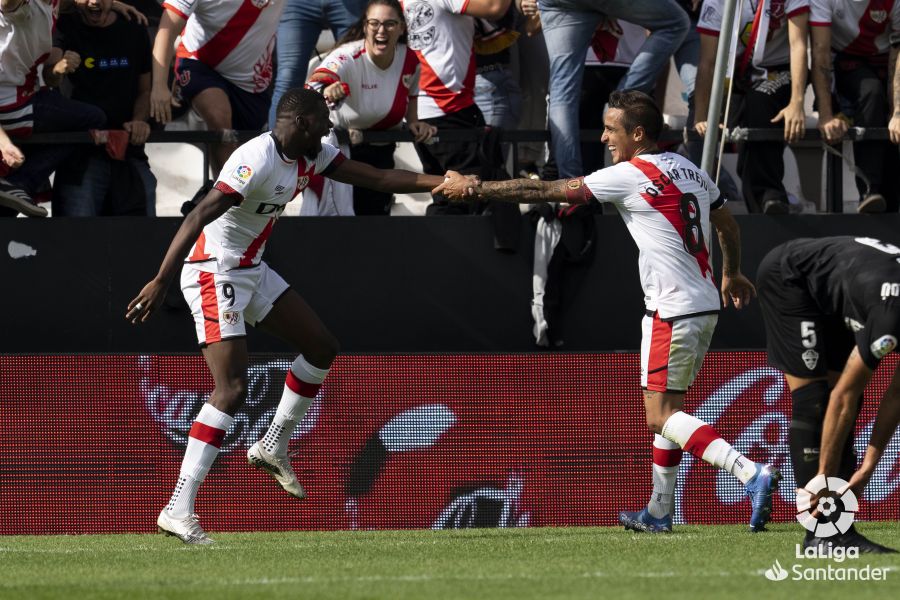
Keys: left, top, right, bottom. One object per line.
{"left": 858, "top": 303, "right": 900, "bottom": 369}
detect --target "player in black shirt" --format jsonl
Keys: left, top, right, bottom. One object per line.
{"left": 758, "top": 236, "right": 900, "bottom": 553}
{"left": 50, "top": 0, "right": 155, "bottom": 216}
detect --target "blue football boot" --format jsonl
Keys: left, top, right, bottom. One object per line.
{"left": 745, "top": 463, "right": 782, "bottom": 532}
{"left": 618, "top": 508, "right": 673, "bottom": 533}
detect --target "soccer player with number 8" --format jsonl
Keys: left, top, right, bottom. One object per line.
{"left": 435, "top": 90, "right": 780, "bottom": 533}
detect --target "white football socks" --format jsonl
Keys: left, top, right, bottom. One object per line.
{"left": 260, "top": 355, "right": 329, "bottom": 456}
{"left": 647, "top": 434, "right": 681, "bottom": 518}
{"left": 166, "top": 403, "right": 233, "bottom": 518}
{"left": 661, "top": 411, "right": 758, "bottom": 484}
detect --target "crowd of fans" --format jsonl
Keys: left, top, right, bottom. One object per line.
{"left": 1, "top": 0, "right": 900, "bottom": 218}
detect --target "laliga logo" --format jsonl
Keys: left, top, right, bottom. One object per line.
{"left": 796, "top": 475, "right": 857, "bottom": 538}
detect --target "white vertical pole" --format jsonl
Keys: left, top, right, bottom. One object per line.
{"left": 700, "top": 0, "right": 741, "bottom": 176}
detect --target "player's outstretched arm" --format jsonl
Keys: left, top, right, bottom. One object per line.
{"left": 709, "top": 206, "right": 756, "bottom": 309}
{"left": 126, "top": 189, "right": 236, "bottom": 324}
{"left": 327, "top": 158, "right": 475, "bottom": 194}
{"left": 842, "top": 360, "right": 900, "bottom": 496}
{"left": 435, "top": 173, "right": 582, "bottom": 204}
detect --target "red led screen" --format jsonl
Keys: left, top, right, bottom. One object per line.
{"left": 1, "top": 353, "right": 898, "bottom": 535}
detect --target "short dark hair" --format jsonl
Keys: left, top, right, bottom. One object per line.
{"left": 607, "top": 90, "right": 663, "bottom": 142}
{"left": 276, "top": 87, "right": 325, "bottom": 119}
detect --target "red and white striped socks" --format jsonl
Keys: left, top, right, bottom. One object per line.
{"left": 661, "top": 411, "right": 758, "bottom": 484}
{"left": 259, "top": 355, "right": 328, "bottom": 456}
{"left": 647, "top": 434, "right": 682, "bottom": 518}
{"left": 166, "top": 403, "right": 233, "bottom": 518}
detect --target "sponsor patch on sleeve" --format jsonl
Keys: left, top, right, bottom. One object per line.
{"left": 230, "top": 165, "right": 253, "bottom": 186}
{"left": 870, "top": 334, "right": 898, "bottom": 359}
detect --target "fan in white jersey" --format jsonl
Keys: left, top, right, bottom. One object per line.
{"left": 150, "top": 0, "right": 285, "bottom": 180}
{"left": 302, "top": 0, "right": 437, "bottom": 216}
{"left": 126, "top": 88, "right": 478, "bottom": 545}
{"left": 809, "top": 0, "right": 900, "bottom": 213}
{"left": 695, "top": 0, "right": 810, "bottom": 214}
{"left": 400, "top": 0, "right": 511, "bottom": 214}
{"left": 437, "top": 90, "right": 782, "bottom": 533}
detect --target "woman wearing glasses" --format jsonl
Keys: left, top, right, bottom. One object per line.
{"left": 305, "top": 0, "right": 436, "bottom": 215}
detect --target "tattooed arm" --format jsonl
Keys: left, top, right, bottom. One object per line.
{"left": 809, "top": 24, "right": 846, "bottom": 144}
{"left": 434, "top": 172, "right": 593, "bottom": 205}
{"left": 709, "top": 206, "right": 755, "bottom": 310}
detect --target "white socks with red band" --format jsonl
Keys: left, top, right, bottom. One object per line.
{"left": 661, "top": 411, "right": 758, "bottom": 485}
{"left": 260, "top": 355, "right": 329, "bottom": 456}
{"left": 167, "top": 403, "right": 233, "bottom": 518}
{"left": 647, "top": 434, "right": 681, "bottom": 518}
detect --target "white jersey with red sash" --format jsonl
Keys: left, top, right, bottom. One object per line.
{"left": 311, "top": 39, "right": 421, "bottom": 131}
{"left": 0, "top": 0, "right": 58, "bottom": 133}
{"left": 187, "top": 132, "right": 345, "bottom": 273}
{"left": 401, "top": 0, "right": 476, "bottom": 119}
{"left": 585, "top": 19, "right": 646, "bottom": 68}
{"left": 163, "top": 0, "right": 284, "bottom": 93}
{"left": 583, "top": 152, "right": 724, "bottom": 320}
{"left": 810, "top": 0, "right": 900, "bottom": 58}
{"left": 698, "top": 0, "right": 810, "bottom": 72}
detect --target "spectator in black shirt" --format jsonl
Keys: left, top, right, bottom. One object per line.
{"left": 51, "top": 0, "right": 156, "bottom": 216}
{"left": 757, "top": 236, "right": 900, "bottom": 553}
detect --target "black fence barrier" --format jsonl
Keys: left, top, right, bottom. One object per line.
{"left": 2, "top": 214, "right": 899, "bottom": 354}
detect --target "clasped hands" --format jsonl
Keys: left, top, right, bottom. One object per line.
{"left": 431, "top": 170, "right": 481, "bottom": 200}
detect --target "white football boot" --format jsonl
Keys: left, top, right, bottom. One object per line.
{"left": 247, "top": 442, "right": 306, "bottom": 499}
{"left": 157, "top": 510, "right": 214, "bottom": 545}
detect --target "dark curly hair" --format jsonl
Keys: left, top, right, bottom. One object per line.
{"left": 276, "top": 87, "right": 326, "bottom": 118}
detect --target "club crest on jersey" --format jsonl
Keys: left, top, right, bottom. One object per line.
{"left": 402, "top": 74, "right": 413, "bottom": 89}
{"left": 870, "top": 335, "right": 897, "bottom": 360}
{"left": 222, "top": 311, "right": 241, "bottom": 326}
{"left": 231, "top": 165, "right": 253, "bottom": 185}
{"left": 870, "top": 10, "right": 887, "bottom": 24}
{"left": 250, "top": 0, "right": 270, "bottom": 8}
{"left": 802, "top": 349, "right": 819, "bottom": 370}
{"left": 296, "top": 175, "right": 310, "bottom": 191}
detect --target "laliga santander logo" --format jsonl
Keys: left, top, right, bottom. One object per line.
{"left": 796, "top": 475, "right": 857, "bottom": 538}
{"left": 139, "top": 356, "right": 321, "bottom": 451}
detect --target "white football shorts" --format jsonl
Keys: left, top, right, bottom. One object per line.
{"left": 180, "top": 262, "right": 290, "bottom": 346}
{"left": 640, "top": 312, "right": 718, "bottom": 393}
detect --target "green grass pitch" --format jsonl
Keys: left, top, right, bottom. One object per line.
{"left": 2, "top": 523, "right": 898, "bottom": 599}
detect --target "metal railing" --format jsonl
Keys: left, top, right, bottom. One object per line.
{"left": 18, "top": 126, "right": 895, "bottom": 213}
